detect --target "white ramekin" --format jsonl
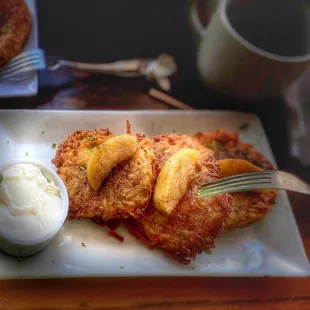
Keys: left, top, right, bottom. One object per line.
{"left": 0, "top": 158, "right": 69, "bottom": 257}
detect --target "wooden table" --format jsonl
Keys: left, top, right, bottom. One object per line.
{"left": 1, "top": 82, "right": 310, "bottom": 310}
{"left": 1, "top": 1, "right": 310, "bottom": 309}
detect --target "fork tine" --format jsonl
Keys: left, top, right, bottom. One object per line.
{"left": 198, "top": 171, "right": 275, "bottom": 198}
{"left": 2, "top": 71, "right": 36, "bottom": 82}
{"left": 198, "top": 170, "right": 310, "bottom": 198}
{"left": 0, "top": 49, "right": 45, "bottom": 81}
{"left": 0, "top": 67, "right": 43, "bottom": 80}
{"left": 209, "top": 171, "right": 271, "bottom": 183}
{"left": 199, "top": 174, "right": 272, "bottom": 191}
{"left": 0, "top": 57, "right": 42, "bottom": 76}
{"left": 0, "top": 64, "right": 44, "bottom": 81}
{"left": 198, "top": 182, "right": 276, "bottom": 198}
{"left": 0, "top": 61, "right": 44, "bottom": 79}
{"left": 199, "top": 171, "right": 272, "bottom": 190}
{"left": 204, "top": 179, "right": 272, "bottom": 192}
{"left": 3, "top": 49, "right": 44, "bottom": 67}
{"left": 200, "top": 179, "right": 272, "bottom": 194}
{"left": 1, "top": 54, "right": 42, "bottom": 72}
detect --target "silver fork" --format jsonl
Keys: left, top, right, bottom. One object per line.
{"left": 198, "top": 171, "right": 310, "bottom": 198}
{"left": 0, "top": 49, "right": 46, "bottom": 82}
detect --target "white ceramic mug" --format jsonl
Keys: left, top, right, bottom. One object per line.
{"left": 189, "top": 0, "right": 310, "bottom": 101}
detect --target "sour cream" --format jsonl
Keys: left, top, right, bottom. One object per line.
{"left": 0, "top": 162, "right": 68, "bottom": 252}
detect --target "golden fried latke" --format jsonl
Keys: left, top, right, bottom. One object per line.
{"left": 52, "top": 129, "right": 156, "bottom": 221}
{"left": 194, "top": 129, "right": 276, "bottom": 231}
{"left": 0, "top": 0, "right": 32, "bottom": 66}
{"left": 126, "top": 134, "right": 232, "bottom": 264}
{"left": 194, "top": 129, "right": 274, "bottom": 170}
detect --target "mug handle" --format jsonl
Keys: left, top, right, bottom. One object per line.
{"left": 188, "top": 0, "right": 219, "bottom": 38}
{"left": 189, "top": 0, "right": 206, "bottom": 38}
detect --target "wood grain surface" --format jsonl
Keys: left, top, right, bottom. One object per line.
{"left": 1, "top": 276, "right": 310, "bottom": 309}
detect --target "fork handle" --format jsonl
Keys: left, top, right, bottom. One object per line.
{"left": 275, "top": 171, "right": 310, "bottom": 195}
{"left": 47, "top": 59, "right": 141, "bottom": 73}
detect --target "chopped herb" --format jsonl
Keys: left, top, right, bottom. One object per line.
{"left": 52, "top": 143, "right": 57, "bottom": 149}
{"left": 25, "top": 152, "right": 29, "bottom": 156}
{"left": 81, "top": 242, "right": 86, "bottom": 247}
{"left": 80, "top": 163, "right": 87, "bottom": 169}
{"left": 6, "top": 140, "right": 9, "bottom": 144}
{"left": 215, "top": 141, "right": 223, "bottom": 149}
{"left": 96, "top": 146, "right": 100, "bottom": 149}
{"left": 41, "top": 130, "right": 45, "bottom": 134}
{"left": 205, "top": 249, "right": 212, "bottom": 255}
{"left": 120, "top": 266, "right": 124, "bottom": 269}
{"left": 240, "top": 149, "right": 249, "bottom": 156}
{"left": 239, "top": 123, "right": 249, "bottom": 130}
{"left": 144, "top": 149, "right": 147, "bottom": 154}
{"left": 177, "top": 213, "right": 182, "bottom": 219}
{"left": 87, "top": 136, "right": 96, "bottom": 141}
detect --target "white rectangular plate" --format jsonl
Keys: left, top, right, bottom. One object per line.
{"left": 0, "top": 0, "right": 38, "bottom": 97}
{"left": 0, "top": 110, "right": 309, "bottom": 279}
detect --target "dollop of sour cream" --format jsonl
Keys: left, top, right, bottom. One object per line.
{"left": 0, "top": 163, "right": 63, "bottom": 243}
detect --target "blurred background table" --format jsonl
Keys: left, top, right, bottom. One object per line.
{"left": 0, "top": 1, "right": 310, "bottom": 309}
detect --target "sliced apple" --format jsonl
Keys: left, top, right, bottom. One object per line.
{"left": 218, "top": 159, "right": 272, "bottom": 193}
{"left": 218, "top": 159, "right": 262, "bottom": 178}
{"left": 153, "top": 148, "right": 200, "bottom": 215}
{"left": 87, "top": 134, "right": 138, "bottom": 191}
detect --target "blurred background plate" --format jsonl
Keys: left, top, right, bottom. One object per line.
{"left": 0, "top": 0, "right": 38, "bottom": 97}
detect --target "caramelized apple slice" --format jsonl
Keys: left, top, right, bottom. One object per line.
{"left": 87, "top": 134, "right": 138, "bottom": 191}
{"left": 218, "top": 159, "right": 272, "bottom": 193}
{"left": 153, "top": 148, "right": 200, "bottom": 215}
{"left": 218, "top": 159, "right": 262, "bottom": 178}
